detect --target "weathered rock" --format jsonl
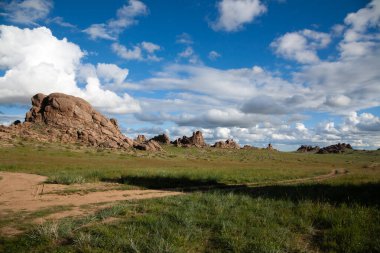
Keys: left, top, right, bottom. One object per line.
{"left": 266, "top": 143, "right": 278, "bottom": 151}
{"left": 133, "top": 140, "right": 162, "bottom": 151}
{"left": 11, "top": 120, "right": 22, "bottom": 126}
{"left": 3, "top": 93, "right": 142, "bottom": 149}
{"left": 212, "top": 139, "right": 240, "bottom": 149}
{"left": 297, "top": 145, "right": 320, "bottom": 153}
{"left": 317, "top": 143, "right": 353, "bottom": 154}
{"left": 242, "top": 145, "right": 259, "bottom": 150}
{"left": 150, "top": 133, "right": 170, "bottom": 144}
{"left": 135, "top": 135, "right": 147, "bottom": 143}
{"left": 171, "top": 131, "right": 207, "bottom": 148}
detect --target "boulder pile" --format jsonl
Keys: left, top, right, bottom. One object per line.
{"left": 317, "top": 143, "right": 353, "bottom": 154}
{"left": 297, "top": 145, "right": 320, "bottom": 153}
{"left": 150, "top": 133, "right": 170, "bottom": 144}
{"left": 171, "top": 131, "right": 207, "bottom": 148}
{"left": 212, "top": 139, "right": 240, "bottom": 149}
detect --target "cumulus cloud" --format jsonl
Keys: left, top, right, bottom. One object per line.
{"left": 271, "top": 29, "right": 331, "bottom": 64}
{"left": 112, "top": 41, "right": 161, "bottom": 61}
{"left": 1, "top": 0, "right": 53, "bottom": 25}
{"left": 0, "top": 25, "right": 140, "bottom": 113}
{"left": 83, "top": 0, "right": 147, "bottom": 40}
{"left": 211, "top": 0, "right": 267, "bottom": 32}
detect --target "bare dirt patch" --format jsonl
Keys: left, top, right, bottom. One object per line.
{"left": 0, "top": 171, "right": 183, "bottom": 235}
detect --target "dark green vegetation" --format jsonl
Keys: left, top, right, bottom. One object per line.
{"left": 1, "top": 142, "right": 380, "bottom": 252}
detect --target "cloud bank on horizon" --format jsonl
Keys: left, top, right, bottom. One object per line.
{"left": 0, "top": 0, "right": 379, "bottom": 150}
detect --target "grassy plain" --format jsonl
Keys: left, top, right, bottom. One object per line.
{"left": 0, "top": 141, "right": 379, "bottom": 252}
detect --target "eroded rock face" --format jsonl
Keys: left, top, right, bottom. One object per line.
{"left": 3, "top": 93, "right": 138, "bottom": 149}
{"left": 133, "top": 140, "right": 162, "bottom": 151}
{"left": 171, "top": 131, "right": 207, "bottom": 148}
{"left": 150, "top": 133, "right": 170, "bottom": 144}
{"left": 135, "top": 135, "right": 147, "bottom": 143}
{"left": 317, "top": 143, "right": 353, "bottom": 154}
{"left": 297, "top": 145, "right": 320, "bottom": 153}
{"left": 212, "top": 139, "right": 240, "bottom": 149}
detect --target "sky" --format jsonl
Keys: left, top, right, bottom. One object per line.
{"left": 0, "top": 0, "right": 379, "bottom": 151}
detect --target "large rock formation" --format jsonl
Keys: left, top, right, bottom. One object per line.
{"left": 317, "top": 143, "right": 353, "bottom": 154}
{"left": 150, "top": 133, "right": 170, "bottom": 144}
{"left": 212, "top": 139, "right": 240, "bottom": 149}
{"left": 0, "top": 93, "right": 155, "bottom": 150}
{"left": 171, "top": 131, "right": 207, "bottom": 148}
{"left": 297, "top": 145, "right": 320, "bottom": 153}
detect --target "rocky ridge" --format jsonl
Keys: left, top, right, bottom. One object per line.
{"left": 212, "top": 139, "right": 240, "bottom": 149}
{"left": 171, "top": 131, "right": 207, "bottom": 148}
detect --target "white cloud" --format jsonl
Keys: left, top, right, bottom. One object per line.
{"left": 46, "top": 16, "right": 76, "bottom": 28}
{"left": 271, "top": 29, "right": 331, "bottom": 64}
{"left": 141, "top": 41, "right": 160, "bottom": 53}
{"left": 176, "top": 33, "right": 193, "bottom": 44}
{"left": 83, "top": 24, "right": 116, "bottom": 41}
{"left": 83, "top": 0, "right": 147, "bottom": 40}
{"left": 211, "top": 0, "right": 267, "bottom": 32}
{"left": 208, "top": 50, "right": 221, "bottom": 60}
{"left": 96, "top": 63, "right": 129, "bottom": 87}
{"left": 0, "top": 25, "right": 140, "bottom": 113}
{"left": 1, "top": 0, "right": 52, "bottom": 25}
{"left": 177, "top": 47, "right": 201, "bottom": 64}
{"left": 112, "top": 42, "right": 161, "bottom": 61}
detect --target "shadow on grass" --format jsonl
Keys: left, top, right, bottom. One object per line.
{"left": 225, "top": 183, "right": 380, "bottom": 207}
{"left": 102, "top": 175, "right": 380, "bottom": 206}
{"left": 101, "top": 175, "right": 226, "bottom": 190}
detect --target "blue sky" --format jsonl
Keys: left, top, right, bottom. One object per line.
{"left": 0, "top": 0, "right": 379, "bottom": 150}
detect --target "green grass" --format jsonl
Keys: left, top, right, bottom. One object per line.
{"left": 0, "top": 142, "right": 380, "bottom": 252}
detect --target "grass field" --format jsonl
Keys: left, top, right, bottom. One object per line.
{"left": 0, "top": 141, "right": 379, "bottom": 252}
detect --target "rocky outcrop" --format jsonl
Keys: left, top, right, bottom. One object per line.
{"left": 266, "top": 143, "right": 278, "bottom": 151}
{"left": 317, "top": 143, "right": 353, "bottom": 154}
{"left": 242, "top": 145, "right": 259, "bottom": 150}
{"left": 135, "top": 135, "right": 147, "bottom": 143}
{"left": 150, "top": 133, "right": 170, "bottom": 144}
{"left": 297, "top": 145, "right": 320, "bottom": 153}
{"left": 171, "top": 131, "right": 207, "bottom": 148}
{"left": 0, "top": 93, "right": 153, "bottom": 150}
{"left": 133, "top": 140, "right": 162, "bottom": 151}
{"left": 212, "top": 139, "right": 240, "bottom": 149}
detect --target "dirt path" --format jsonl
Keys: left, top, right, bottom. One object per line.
{"left": 0, "top": 172, "right": 183, "bottom": 224}
{"left": 0, "top": 169, "right": 347, "bottom": 236}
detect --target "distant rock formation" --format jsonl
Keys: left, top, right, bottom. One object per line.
{"left": 297, "top": 145, "right": 320, "bottom": 153}
{"left": 133, "top": 140, "right": 162, "bottom": 151}
{"left": 171, "top": 131, "right": 207, "bottom": 148}
{"left": 242, "top": 145, "right": 259, "bottom": 150}
{"left": 266, "top": 143, "right": 278, "bottom": 151}
{"left": 317, "top": 143, "right": 353, "bottom": 154}
{"left": 150, "top": 133, "right": 170, "bottom": 144}
{"left": 135, "top": 135, "right": 147, "bottom": 143}
{"left": 212, "top": 139, "right": 240, "bottom": 149}
{"left": 0, "top": 93, "right": 164, "bottom": 151}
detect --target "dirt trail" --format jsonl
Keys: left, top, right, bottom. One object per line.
{"left": 0, "top": 172, "right": 183, "bottom": 216}
{"left": 0, "top": 169, "right": 347, "bottom": 236}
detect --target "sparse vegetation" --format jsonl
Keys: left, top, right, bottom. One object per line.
{"left": 0, "top": 142, "right": 379, "bottom": 252}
